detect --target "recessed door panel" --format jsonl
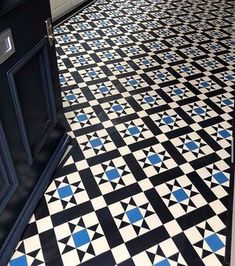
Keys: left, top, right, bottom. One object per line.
{"left": 7, "top": 39, "right": 57, "bottom": 165}
{"left": 15, "top": 56, "right": 49, "bottom": 144}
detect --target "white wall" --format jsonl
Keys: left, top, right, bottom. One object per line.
{"left": 50, "top": 0, "right": 86, "bottom": 21}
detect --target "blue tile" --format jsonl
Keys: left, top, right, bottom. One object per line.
{"left": 99, "top": 85, "right": 109, "bottom": 94}
{"left": 200, "top": 81, "right": 210, "bottom": 88}
{"left": 105, "top": 168, "right": 120, "bottom": 181}
{"left": 173, "top": 188, "right": 188, "bottom": 202}
{"left": 141, "top": 59, "right": 150, "bottom": 65}
{"left": 10, "top": 256, "right": 28, "bottom": 266}
{"left": 225, "top": 74, "right": 234, "bottom": 81}
{"left": 185, "top": 141, "right": 198, "bottom": 151}
{"left": 128, "top": 126, "right": 140, "bottom": 136}
{"left": 58, "top": 185, "right": 73, "bottom": 199}
{"left": 213, "top": 172, "right": 228, "bottom": 184}
{"left": 90, "top": 138, "right": 103, "bottom": 148}
{"left": 60, "top": 76, "right": 66, "bottom": 83}
{"left": 144, "top": 96, "right": 155, "bottom": 103}
{"left": 154, "top": 259, "right": 171, "bottom": 266}
{"left": 95, "top": 41, "right": 102, "bottom": 48}
{"left": 66, "top": 94, "right": 76, "bottom": 101}
{"left": 173, "top": 88, "right": 183, "bottom": 95}
{"left": 116, "top": 65, "right": 125, "bottom": 71}
{"left": 105, "top": 52, "right": 113, "bottom": 58}
{"left": 126, "top": 208, "right": 143, "bottom": 223}
{"left": 69, "top": 46, "right": 77, "bottom": 52}
{"left": 112, "top": 104, "right": 124, "bottom": 112}
{"left": 181, "top": 66, "right": 191, "bottom": 73}
{"left": 148, "top": 154, "right": 162, "bottom": 165}
{"left": 88, "top": 70, "right": 97, "bottom": 78}
{"left": 72, "top": 229, "right": 90, "bottom": 247}
{"left": 205, "top": 234, "right": 224, "bottom": 252}
{"left": 157, "top": 73, "right": 165, "bottom": 79}
{"left": 223, "top": 99, "right": 233, "bottom": 105}
{"left": 78, "top": 56, "right": 87, "bottom": 64}
{"left": 77, "top": 114, "right": 88, "bottom": 122}
{"left": 218, "top": 129, "right": 231, "bottom": 138}
{"left": 128, "top": 79, "right": 139, "bottom": 86}
{"left": 163, "top": 116, "right": 174, "bottom": 124}
{"left": 129, "top": 47, "right": 137, "bottom": 54}
{"left": 194, "top": 107, "right": 205, "bottom": 115}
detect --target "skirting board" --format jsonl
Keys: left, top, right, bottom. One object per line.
{"left": 0, "top": 133, "right": 71, "bottom": 266}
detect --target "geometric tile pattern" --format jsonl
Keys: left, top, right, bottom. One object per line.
{"left": 185, "top": 216, "right": 226, "bottom": 266}
{"left": 44, "top": 172, "right": 90, "bottom": 215}
{"left": 109, "top": 193, "right": 162, "bottom": 242}
{"left": 55, "top": 213, "right": 110, "bottom": 265}
{"left": 156, "top": 175, "right": 208, "bottom": 218}
{"left": 9, "top": 0, "right": 234, "bottom": 265}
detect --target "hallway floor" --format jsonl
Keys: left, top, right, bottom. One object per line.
{"left": 9, "top": 0, "right": 234, "bottom": 265}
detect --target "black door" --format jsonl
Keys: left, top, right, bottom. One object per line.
{"left": 0, "top": 1, "right": 70, "bottom": 265}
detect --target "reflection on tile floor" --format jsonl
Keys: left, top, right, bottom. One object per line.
{"left": 9, "top": 0, "right": 234, "bottom": 265}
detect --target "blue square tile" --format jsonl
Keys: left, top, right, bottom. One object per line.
{"left": 173, "top": 188, "right": 188, "bottom": 202}
{"left": 90, "top": 138, "right": 103, "bottom": 148}
{"left": 116, "top": 65, "right": 125, "bottom": 71}
{"left": 205, "top": 234, "right": 224, "bottom": 252}
{"left": 223, "top": 99, "right": 232, "bottom": 106}
{"left": 129, "top": 79, "right": 139, "bottom": 86}
{"left": 99, "top": 85, "right": 109, "bottom": 94}
{"left": 144, "top": 96, "right": 155, "bottom": 103}
{"left": 194, "top": 107, "right": 205, "bottom": 115}
{"left": 58, "top": 185, "right": 73, "bottom": 199}
{"left": 66, "top": 94, "right": 76, "bottom": 101}
{"left": 213, "top": 172, "right": 228, "bottom": 184}
{"left": 148, "top": 154, "right": 162, "bottom": 165}
{"left": 142, "top": 59, "right": 150, "bottom": 65}
{"left": 77, "top": 114, "right": 88, "bottom": 122}
{"left": 218, "top": 129, "right": 231, "bottom": 138}
{"left": 73, "top": 229, "right": 90, "bottom": 248}
{"left": 88, "top": 70, "right": 97, "bottom": 78}
{"left": 126, "top": 207, "right": 143, "bottom": 223}
{"left": 106, "top": 168, "right": 120, "bottom": 180}
{"left": 105, "top": 52, "right": 113, "bottom": 58}
{"left": 185, "top": 141, "right": 198, "bottom": 151}
{"left": 163, "top": 116, "right": 174, "bottom": 124}
{"left": 112, "top": 104, "right": 123, "bottom": 112}
{"left": 173, "top": 88, "right": 183, "bottom": 95}
{"left": 128, "top": 126, "right": 140, "bottom": 136}
{"left": 200, "top": 81, "right": 210, "bottom": 88}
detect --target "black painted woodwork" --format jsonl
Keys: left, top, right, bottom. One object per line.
{"left": 0, "top": 0, "right": 69, "bottom": 264}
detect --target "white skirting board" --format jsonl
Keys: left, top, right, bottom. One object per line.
{"left": 49, "top": 0, "right": 86, "bottom": 21}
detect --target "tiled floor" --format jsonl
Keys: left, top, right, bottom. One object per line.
{"left": 9, "top": 0, "right": 234, "bottom": 265}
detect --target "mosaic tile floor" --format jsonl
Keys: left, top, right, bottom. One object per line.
{"left": 9, "top": 0, "right": 234, "bottom": 265}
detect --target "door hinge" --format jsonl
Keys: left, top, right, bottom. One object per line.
{"left": 45, "top": 18, "right": 54, "bottom": 46}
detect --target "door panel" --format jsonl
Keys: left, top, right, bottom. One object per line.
{"left": 0, "top": 0, "right": 70, "bottom": 265}
{"left": 7, "top": 39, "right": 57, "bottom": 165}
